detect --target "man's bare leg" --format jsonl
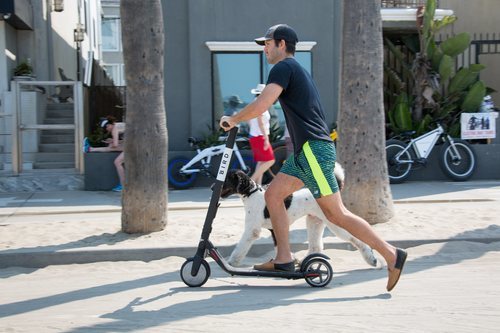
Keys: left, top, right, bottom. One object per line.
{"left": 316, "top": 192, "right": 396, "bottom": 266}
{"left": 316, "top": 192, "right": 407, "bottom": 291}
{"left": 262, "top": 172, "right": 304, "bottom": 264}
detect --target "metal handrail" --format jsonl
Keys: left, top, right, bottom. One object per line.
{"left": 381, "top": 0, "right": 439, "bottom": 8}
{"left": 11, "top": 80, "right": 84, "bottom": 175}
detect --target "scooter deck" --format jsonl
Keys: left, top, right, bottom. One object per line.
{"left": 210, "top": 250, "right": 306, "bottom": 279}
{"left": 223, "top": 265, "right": 306, "bottom": 280}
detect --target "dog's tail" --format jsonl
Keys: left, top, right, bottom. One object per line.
{"left": 334, "top": 162, "right": 345, "bottom": 191}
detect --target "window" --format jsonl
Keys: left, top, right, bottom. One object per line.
{"left": 210, "top": 47, "right": 313, "bottom": 135}
{"left": 103, "top": 64, "right": 125, "bottom": 86}
{"left": 101, "top": 16, "right": 121, "bottom": 51}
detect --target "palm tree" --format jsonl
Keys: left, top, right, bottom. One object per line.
{"left": 120, "top": 0, "right": 168, "bottom": 233}
{"left": 337, "top": 0, "right": 394, "bottom": 224}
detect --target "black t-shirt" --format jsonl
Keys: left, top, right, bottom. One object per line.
{"left": 267, "top": 57, "right": 331, "bottom": 155}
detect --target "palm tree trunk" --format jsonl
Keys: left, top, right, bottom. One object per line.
{"left": 120, "top": 0, "right": 168, "bottom": 233}
{"left": 338, "top": 0, "right": 394, "bottom": 224}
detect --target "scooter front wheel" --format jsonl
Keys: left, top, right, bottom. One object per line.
{"left": 302, "top": 257, "right": 333, "bottom": 288}
{"left": 180, "top": 258, "right": 211, "bottom": 287}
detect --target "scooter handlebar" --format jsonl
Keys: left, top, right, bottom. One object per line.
{"left": 224, "top": 126, "right": 238, "bottom": 149}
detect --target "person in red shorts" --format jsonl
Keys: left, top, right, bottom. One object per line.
{"left": 248, "top": 84, "right": 275, "bottom": 184}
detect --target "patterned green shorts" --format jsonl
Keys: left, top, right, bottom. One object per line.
{"left": 280, "top": 140, "right": 339, "bottom": 198}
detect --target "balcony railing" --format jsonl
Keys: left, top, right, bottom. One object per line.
{"left": 381, "top": 0, "right": 439, "bottom": 8}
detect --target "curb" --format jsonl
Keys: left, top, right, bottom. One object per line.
{"left": 1, "top": 198, "right": 494, "bottom": 217}
{"left": 0, "top": 203, "right": 238, "bottom": 217}
{"left": 1, "top": 237, "right": 499, "bottom": 269}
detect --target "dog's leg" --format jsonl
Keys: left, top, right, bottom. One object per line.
{"left": 306, "top": 215, "right": 325, "bottom": 255}
{"left": 228, "top": 226, "right": 262, "bottom": 266}
{"left": 324, "top": 223, "right": 378, "bottom": 267}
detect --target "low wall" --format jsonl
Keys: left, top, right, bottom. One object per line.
{"left": 85, "top": 143, "right": 499, "bottom": 191}
{"left": 84, "top": 152, "right": 121, "bottom": 191}
{"left": 407, "top": 143, "right": 500, "bottom": 181}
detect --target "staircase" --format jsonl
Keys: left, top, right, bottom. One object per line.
{"left": 34, "top": 103, "right": 75, "bottom": 169}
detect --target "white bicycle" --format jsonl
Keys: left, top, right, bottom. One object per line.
{"left": 386, "top": 122, "right": 476, "bottom": 184}
{"left": 168, "top": 135, "right": 254, "bottom": 189}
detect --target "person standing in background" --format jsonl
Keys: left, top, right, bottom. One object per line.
{"left": 248, "top": 84, "right": 275, "bottom": 184}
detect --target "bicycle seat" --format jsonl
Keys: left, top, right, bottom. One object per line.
{"left": 188, "top": 137, "right": 201, "bottom": 146}
{"left": 399, "top": 130, "right": 416, "bottom": 139}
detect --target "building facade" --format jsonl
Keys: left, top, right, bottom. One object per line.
{"left": 1, "top": 0, "right": 498, "bottom": 186}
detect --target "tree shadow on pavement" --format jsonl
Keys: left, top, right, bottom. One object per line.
{"left": 65, "top": 285, "right": 391, "bottom": 333}
{"left": 0, "top": 227, "right": 498, "bottom": 332}
{"left": 0, "top": 270, "right": 178, "bottom": 318}
{"left": 61, "top": 227, "right": 500, "bottom": 333}
{"left": 0, "top": 231, "right": 143, "bottom": 277}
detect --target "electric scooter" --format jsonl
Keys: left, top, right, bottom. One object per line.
{"left": 179, "top": 125, "right": 334, "bottom": 288}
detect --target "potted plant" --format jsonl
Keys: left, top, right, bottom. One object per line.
{"left": 13, "top": 59, "right": 35, "bottom": 80}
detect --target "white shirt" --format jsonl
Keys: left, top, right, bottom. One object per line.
{"left": 248, "top": 111, "right": 271, "bottom": 137}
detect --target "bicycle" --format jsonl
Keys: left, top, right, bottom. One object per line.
{"left": 385, "top": 121, "right": 476, "bottom": 184}
{"left": 168, "top": 134, "right": 255, "bottom": 189}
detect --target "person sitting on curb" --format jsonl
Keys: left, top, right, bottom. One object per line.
{"left": 83, "top": 116, "right": 125, "bottom": 192}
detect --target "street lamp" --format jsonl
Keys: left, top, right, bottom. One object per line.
{"left": 73, "top": 23, "right": 85, "bottom": 81}
{"left": 53, "top": 0, "right": 64, "bottom": 12}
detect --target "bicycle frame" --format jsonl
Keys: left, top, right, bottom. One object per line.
{"left": 179, "top": 139, "right": 247, "bottom": 175}
{"left": 394, "top": 123, "right": 464, "bottom": 165}
{"left": 393, "top": 125, "right": 443, "bottom": 166}
{"left": 411, "top": 125, "right": 443, "bottom": 159}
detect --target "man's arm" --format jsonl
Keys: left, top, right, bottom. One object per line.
{"left": 220, "top": 83, "right": 283, "bottom": 130}
{"left": 257, "top": 115, "right": 271, "bottom": 150}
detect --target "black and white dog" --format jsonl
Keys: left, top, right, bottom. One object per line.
{"left": 221, "top": 164, "right": 378, "bottom": 267}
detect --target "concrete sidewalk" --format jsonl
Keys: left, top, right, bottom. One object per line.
{"left": 1, "top": 180, "right": 499, "bottom": 268}
{"left": 1, "top": 180, "right": 499, "bottom": 215}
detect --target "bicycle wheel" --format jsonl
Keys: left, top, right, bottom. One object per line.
{"left": 385, "top": 139, "right": 412, "bottom": 184}
{"left": 439, "top": 139, "right": 476, "bottom": 181}
{"left": 168, "top": 157, "right": 198, "bottom": 189}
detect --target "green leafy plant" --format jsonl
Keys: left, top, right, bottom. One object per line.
{"left": 197, "top": 126, "right": 227, "bottom": 149}
{"left": 87, "top": 127, "right": 109, "bottom": 147}
{"left": 13, "top": 60, "right": 33, "bottom": 76}
{"left": 268, "top": 121, "right": 284, "bottom": 144}
{"left": 384, "top": 0, "right": 489, "bottom": 137}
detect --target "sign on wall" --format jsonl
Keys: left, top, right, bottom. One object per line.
{"left": 461, "top": 112, "right": 497, "bottom": 139}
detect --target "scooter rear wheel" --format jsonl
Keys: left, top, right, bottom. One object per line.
{"left": 180, "top": 258, "right": 211, "bottom": 287}
{"left": 302, "top": 257, "right": 333, "bottom": 288}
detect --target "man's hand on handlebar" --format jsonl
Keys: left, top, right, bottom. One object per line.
{"left": 220, "top": 116, "right": 237, "bottom": 131}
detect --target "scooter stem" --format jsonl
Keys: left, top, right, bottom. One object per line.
{"left": 192, "top": 127, "right": 238, "bottom": 276}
